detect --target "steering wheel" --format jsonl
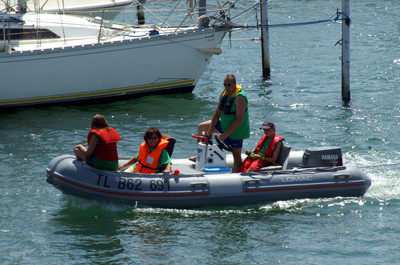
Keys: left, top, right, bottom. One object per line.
{"left": 214, "top": 135, "right": 232, "bottom": 152}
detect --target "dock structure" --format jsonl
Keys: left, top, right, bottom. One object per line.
{"left": 258, "top": 0, "right": 351, "bottom": 100}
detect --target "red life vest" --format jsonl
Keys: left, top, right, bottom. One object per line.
{"left": 87, "top": 128, "right": 121, "bottom": 161}
{"left": 135, "top": 139, "right": 169, "bottom": 173}
{"left": 253, "top": 134, "right": 284, "bottom": 157}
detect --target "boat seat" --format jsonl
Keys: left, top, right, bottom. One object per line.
{"left": 259, "top": 144, "right": 291, "bottom": 172}
{"left": 164, "top": 136, "right": 176, "bottom": 157}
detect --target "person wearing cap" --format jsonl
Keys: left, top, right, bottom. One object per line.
{"left": 238, "top": 121, "right": 284, "bottom": 173}
{"left": 196, "top": 74, "right": 250, "bottom": 172}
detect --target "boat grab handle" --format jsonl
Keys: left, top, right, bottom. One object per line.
{"left": 333, "top": 173, "right": 351, "bottom": 179}
{"left": 190, "top": 182, "right": 208, "bottom": 188}
{"left": 243, "top": 179, "right": 261, "bottom": 185}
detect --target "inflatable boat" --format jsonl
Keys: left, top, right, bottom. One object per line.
{"left": 46, "top": 134, "right": 371, "bottom": 209}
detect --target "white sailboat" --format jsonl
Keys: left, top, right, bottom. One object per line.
{"left": 0, "top": 2, "right": 229, "bottom": 108}
{"left": 1, "top": 0, "right": 134, "bottom": 19}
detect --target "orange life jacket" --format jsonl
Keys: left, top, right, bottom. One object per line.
{"left": 87, "top": 128, "right": 121, "bottom": 161}
{"left": 253, "top": 134, "right": 284, "bottom": 157}
{"left": 134, "top": 139, "right": 169, "bottom": 173}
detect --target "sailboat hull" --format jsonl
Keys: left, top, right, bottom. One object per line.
{"left": 0, "top": 0, "right": 133, "bottom": 20}
{"left": 0, "top": 28, "right": 225, "bottom": 107}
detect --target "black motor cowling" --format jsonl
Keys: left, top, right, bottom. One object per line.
{"left": 301, "top": 146, "right": 343, "bottom": 168}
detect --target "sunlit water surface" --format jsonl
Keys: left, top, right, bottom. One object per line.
{"left": 1, "top": 0, "right": 400, "bottom": 264}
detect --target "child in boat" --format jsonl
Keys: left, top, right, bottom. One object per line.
{"left": 74, "top": 114, "right": 121, "bottom": 170}
{"left": 119, "top": 127, "right": 173, "bottom": 173}
{"left": 239, "top": 121, "right": 284, "bottom": 173}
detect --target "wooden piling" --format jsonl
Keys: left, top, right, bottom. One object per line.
{"left": 260, "top": 0, "right": 271, "bottom": 79}
{"left": 342, "top": 0, "right": 351, "bottom": 101}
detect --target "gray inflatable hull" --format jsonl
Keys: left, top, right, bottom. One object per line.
{"left": 46, "top": 154, "right": 371, "bottom": 209}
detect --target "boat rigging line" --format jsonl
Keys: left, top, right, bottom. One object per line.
{"left": 223, "top": 8, "right": 346, "bottom": 30}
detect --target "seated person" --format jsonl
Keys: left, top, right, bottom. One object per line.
{"left": 239, "top": 121, "right": 284, "bottom": 173}
{"left": 74, "top": 114, "right": 121, "bottom": 171}
{"left": 119, "top": 127, "right": 172, "bottom": 173}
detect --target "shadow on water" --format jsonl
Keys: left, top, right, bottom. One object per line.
{"left": 0, "top": 92, "right": 218, "bottom": 132}
{"left": 0, "top": 84, "right": 197, "bottom": 113}
{"left": 48, "top": 197, "right": 281, "bottom": 262}
{"left": 46, "top": 190, "right": 381, "bottom": 264}
{"left": 342, "top": 100, "right": 351, "bottom": 109}
{"left": 0, "top": 91, "right": 197, "bottom": 115}
{"left": 254, "top": 78, "right": 273, "bottom": 99}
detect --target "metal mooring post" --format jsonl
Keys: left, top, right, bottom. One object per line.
{"left": 137, "top": 0, "right": 147, "bottom": 25}
{"left": 342, "top": 0, "right": 351, "bottom": 101}
{"left": 199, "top": 0, "right": 207, "bottom": 16}
{"left": 260, "top": 0, "right": 271, "bottom": 79}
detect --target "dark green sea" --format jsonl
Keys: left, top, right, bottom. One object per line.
{"left": 1, "top": 0, "right": 400, "bottom": 263}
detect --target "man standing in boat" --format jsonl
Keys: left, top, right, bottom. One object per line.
{"left": 239, "top": 121, "right": 284, "bottom": 173}
{"left": 197, "top": 74, "right": 250, "bottom": 172}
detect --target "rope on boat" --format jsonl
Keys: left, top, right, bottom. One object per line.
{"left": 217, "top": 11, "right": 346, "bottom": 30}
{"left": 222, "top": 37, "right": 260, "bottom": 41}
{"left": 1, "top": 0, "right": 350, "bottom": 43}
{"left": 226, "top": 0, "right": 350, "bottom": 29}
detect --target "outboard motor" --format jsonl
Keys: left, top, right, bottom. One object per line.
{"left": 191, "top": 134, "right": 229, "bottom": 171}
{"left": 301, "top": 146, "right": 343, "bottom": 168}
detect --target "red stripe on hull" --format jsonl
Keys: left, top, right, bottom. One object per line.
{"left": 244, "top": 183, "right": 365, "bottom": 193}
